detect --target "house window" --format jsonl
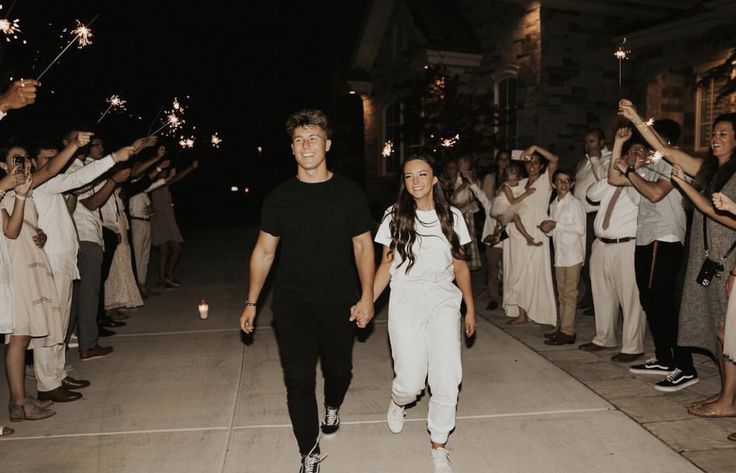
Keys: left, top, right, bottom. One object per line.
{"left": 496, "top": 76, "right": 518, "bottom": 150}
{"left": 696, "top": 69, "right": 736, "bottom": 152}
{"left": 382, "top": 101, "right": 403, "bottom": 176}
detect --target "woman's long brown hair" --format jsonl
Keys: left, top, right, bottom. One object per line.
{"left": 383, "top": 154, "right": 465, "bottom": 273}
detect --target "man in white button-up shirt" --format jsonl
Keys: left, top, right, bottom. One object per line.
{"left": 540, "top": 169, "right": 586, "bottom": 345}
{"left": 31, "top": 136, "right": 133, "bottom": 400}
{"left": 578, "top": 147, "right": 646, "bottom": 362}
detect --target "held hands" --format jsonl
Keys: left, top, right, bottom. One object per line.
{"left": 131, "top": 136, "right": 158, "bottom": 154}
{"left": 349, "top": 297, "right": 375, "bottom": 328}
{"left": 0, "top": 172, "right": 27, "bottom": 192}
{"left": 113, "top": 146, "right": 136, "bottom": 163}
{"left": 33, "top": 228, "right": 47, "bottom": 249}
{"left": 671, "top": 163, "right": 686, "bottom": 181}
{"left": 615, "top": 127, "right": 632, "bottom": 144}
{"left": 240, "top": 305, "right": 256, "bottom": 334}
{"left": 15, "top": 173, "right": 32, "bottom": 197}
{"left": 0, "top": 79, "right": 39, "bottom": 112}
{"left": 713, "top": 192, "right": 736, "bottom": 214}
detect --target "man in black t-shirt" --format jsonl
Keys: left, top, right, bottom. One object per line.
{"left": 240, "top": 109, "right": 375, "bottom": 473}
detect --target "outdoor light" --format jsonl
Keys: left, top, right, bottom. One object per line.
{"left": 348, "top": 90, "right": 356, "bottom": 95}
{"left": 243, "top": 187, "right": 250, "bottom": 193}
{"left": 257, "top": 146, "right": 262, "bottom": 154}
{"left": 198, "top": 299, "right": 209, "bottom": 319}
{"left": 230, "top": 186, "right": 238, "bottom": 192}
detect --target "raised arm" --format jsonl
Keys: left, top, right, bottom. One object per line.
{"left": 168, "top": 160, "right": 198, "bottom": 186}
{"left": 619, "top": 99, "right": 701, "bottom": 177}
{"left": 672, "top": 164, "right": 736, "bottom": 230}
{"left": 524, "top": 144, "right": 559, "bottom": 184}
{"left": 32, "top": 131, "right": 92, "bottom": 188}
{"left": 131, "top": 145, "right": 165, "bottom": 178}
{"left": 2, "top": 175, "right": 32, "bottom": 239}
{"left": 81, "top": 168, "right": 130, "bottom": 211}
{"left": 240, "top": 231, "right": 280, "bottom": 334}
{"left": 0, "top": 79, "right": 39, "bottom": 113}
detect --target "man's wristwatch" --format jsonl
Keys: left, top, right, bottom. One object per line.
{"left": 624, "top": 166, "right": 636, "bottom": 178}
{"left": 244, "top": 300, "right": 257, "bottom": 308}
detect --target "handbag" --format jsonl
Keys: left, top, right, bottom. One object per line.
{"left": 697, "top": 215, "right": 736, "bottom": 287}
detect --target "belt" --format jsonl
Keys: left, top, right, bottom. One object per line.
{"left": 130, "top": 216, "right": 151, "bottom": 222}
{"left": 599, "top": 236, "right": 635, "bottom": 244}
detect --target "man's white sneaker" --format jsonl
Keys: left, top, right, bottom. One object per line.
{"left": 386, "top": 399, "right": 405, "bottom": 433}
{"left": 431, "top": 447, "right": 453, "bottom": 473}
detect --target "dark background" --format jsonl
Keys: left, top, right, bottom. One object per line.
{"left": 0, "top": 0, "right": 368, "bottom": 226}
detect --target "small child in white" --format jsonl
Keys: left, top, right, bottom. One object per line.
{"left": 539, "top": 168, "right": 586, "bottom": 345}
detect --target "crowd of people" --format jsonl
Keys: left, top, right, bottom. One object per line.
{"left": 240, "top": 104, "right": 736, "bottom": 473}
{"left": 0, "top": 79, "right": 199, "bottom": 437}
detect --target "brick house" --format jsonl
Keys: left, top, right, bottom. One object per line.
{"left": 347, "top": 0, "right": 736, "bottom": 205}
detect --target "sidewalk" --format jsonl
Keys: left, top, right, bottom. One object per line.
{"left": 0, "top": 225, "right": 720, "bottom": 472}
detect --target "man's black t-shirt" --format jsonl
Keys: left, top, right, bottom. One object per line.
{"left": 260, "top": 173, "right": 374, "bottom": 305}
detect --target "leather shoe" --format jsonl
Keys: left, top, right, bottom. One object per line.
{"left": 108, "top": 311, "right": 130, "bottom": 321}
{"left": 62, "top": 377, "right": 90, "bottom": 389}
{"left": 37, "top": 387, "right": 82, "bottom": 403}
{"left": 611, "top": 352, "right": 644, "bottom": 363}
{"left": 544, "top": 330, "right": 560, "bottom": 339}
{"left": 101, "top": 317, "right": 126, "bottom": 328}
{"left": 80, "top": 344, "right": 113, "bottom": 361}
{"left": 579, "top": 342, "right": 608, "bottom": 352}
{"left": 98, "top": 326, "right": 116, "bottom": 337}
{"left": 545, "top": 332, "right": 576, "bottom": 345}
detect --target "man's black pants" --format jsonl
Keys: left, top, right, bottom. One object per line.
{"left": 635, "top": 241, "right": 695, "bottom": 374}
{"left": 273, "top": 298, "right": 355, "bottom": 455}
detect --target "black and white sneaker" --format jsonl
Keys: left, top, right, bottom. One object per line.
{"left": 629, "top": 358, "right": 676, "bottom": 375}
{"left": 654, "top": 369, "right": 699, "bottom": 392}
{"left": 300, "top": 444, "right": 325, "bottom": 473}
{"left": 320, "top": 405, "right": 339, "bottom": 437}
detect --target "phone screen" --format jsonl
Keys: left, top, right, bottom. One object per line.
{"left": 13, "top": 156, "right": 24, "bottom": 173}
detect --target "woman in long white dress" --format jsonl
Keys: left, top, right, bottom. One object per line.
{"left": 503, "top": 145, "right": 559, "bottom": 326}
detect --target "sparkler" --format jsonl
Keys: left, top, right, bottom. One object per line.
{"left": 440, "top": 134, "right": 460, "bottom": 148}
{"left": 36, "top": 14, "right": 98, "bottom": 81}
{"left": 96, "top": 94, "right": 127, "bottom": 124}
{"left": 381, "top": 140, "right": 393, "bottom": 158}
{"left": 149, "top": 97, "right": 186, "bottom": 136}
{"left": 614, "top": 37, "right": 630, "bottom": 98}
{"left": 211, "top": 133, "right": 222, "bottom": 148}
{"left": 0, "top": 17, "right": 20, "bottom": 42}
{"left": 178, "top": 135, "right": 195, "bottom": 149}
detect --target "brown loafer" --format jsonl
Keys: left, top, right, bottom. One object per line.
{"left": 80, "top": 345, "right": 113, "bottom": 361}
{"left": 578, "top": 342, "right": 608, "bottom": 352}
{"left": 544, "top": 330, "right": 560, "bottom": 339}
{"left": 37, "top": 387, "right": 82, "bottom": 403}
{"left": 611, "top": 352, "right": 644, "bottom": 363}
{"left": 545, "top": 332, "right": 576, "bottom": 345}
{"left": 62, "top": 377, "right": 90, "bottom": 390}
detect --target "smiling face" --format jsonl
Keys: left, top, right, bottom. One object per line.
{"left": 711, "top": 120, "right": 736, "bottom": 160}
{"left": 290, "top": 125, "right": 331, "bottom": 172}
{"left": 403, "top": 158, "right": 438, "bottom": 202}
{"left": 553, "top": 172, "right": 573, "bottom": 198}
{"left": 525, "top": 154, "right": 542, "bottom": 178}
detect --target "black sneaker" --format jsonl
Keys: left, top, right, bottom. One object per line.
{"left": 654, "top": 369, "right": 699, "bottom": 392}
{"left": 300, "top": 444, "right": 324, "bottom": 473}
{"left": 320, "top": 405, "right": 339, "bottom": 437}
{"left": 629, "top": 358, "right": 675, "bottom": 375}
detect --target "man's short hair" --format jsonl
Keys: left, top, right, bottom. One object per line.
{"left": 584, "top": 127, "right": 606, "bottom": 142}
{"left": 285, "top": 109, "right": 332, "bottom": 139}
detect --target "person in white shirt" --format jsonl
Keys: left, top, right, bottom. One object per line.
{"left": 31, "top": 132, "right": 131, "bottom": 402}
{"left": 373, "top": 154, "right": 476, "bottom": 473}
{"left": 578, "top": 141, "right": 646, "bottom": 362}
{"left": 539, "top": 169, "right": 586, "bottom": 345}
{"left": 575, "top": 129, "right": 611, "bottom": 315}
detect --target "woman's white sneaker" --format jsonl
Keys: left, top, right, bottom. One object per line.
{"left": 386, "top": 399, "right": 405, "bottom": 433}
{"left": 431, "top": 447, "right": 453, "bottom": 473}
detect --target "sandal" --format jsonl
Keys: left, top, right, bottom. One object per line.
{"left": 8, "top": 399, "right": 56, "bottom": 422}
{"left": 0, "top": 426, "right": 14, "bottom": 436}
{"left": 689, "top": 393, "right": 720, "bottom": 409}
{"left": 687, "top": 404, "right": 736, "bottom": 419}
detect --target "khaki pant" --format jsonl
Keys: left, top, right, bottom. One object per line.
{"left": 555, "top": 264, "right": 581, "bottom": 335}
{"left": 485, "top": 246, "right": 503, "bottom": 303}
{"left": 590, "top": 239, "right": 646, "bottom": 354}
{"left": 33, "top": 271, "right": 72, "bottom": 392}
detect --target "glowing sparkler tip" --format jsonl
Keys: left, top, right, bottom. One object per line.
{"left": 0, "top": 17, "right": 21, "bottom": 40}
{"left": 382, "top": 140, "right": 394, "bottom": 158}
{"left": 106, "top": 94, "right": 127, "bottom": 110}
{"left": 440, "top": 134, "right": 460, "bottom": 148}
{"left": 178, "top": 136, "right": 195, "bottom": 149}
{"left": 211, "top": 133, "right": 222, "bottom": 148}
{"left": 72, "top": 20, "right": 93, "bottom": 48}
{"left": 645, "top": 118, "right": 655, "bottom": 126}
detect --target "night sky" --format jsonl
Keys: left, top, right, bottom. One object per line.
{"left": 0, "top": 0, "right": 368, "bottom": 224}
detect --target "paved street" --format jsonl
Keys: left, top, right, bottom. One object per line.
{"left": 0, "top": 225, "right": 731, "bottom": 472}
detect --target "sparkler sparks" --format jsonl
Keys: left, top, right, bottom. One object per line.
{"left": 614, "top": 37, "right": 631, "bottom": 98}
{"left": 0, "top": 17, "right": 20, "bottom": 42}
{"left": 97, "top": 94, "right": 128, "bottom": 124}
{"left": 150, "top": 98, "right": 187, "bottom": 136}
{"left": 381, "top": 140, "right": 393, "bottom": 158}
{"left": 647, "top": 150, "right": 664, "bottom": 164}
{"left": 178, "top": 135, "right": 195, "bottom": 149}
{"left": 211, "top": 133, "right": 222, "bottom": 148}
{"left": 440, "top": 134, "right": 460, "bottom": 148}
{"left": 36, "top": 15, "right": 99, "bottom": 81}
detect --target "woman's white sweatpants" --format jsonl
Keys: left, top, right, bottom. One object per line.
{"left": 388, "top": 279, "right": 463, "bottom": 444}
